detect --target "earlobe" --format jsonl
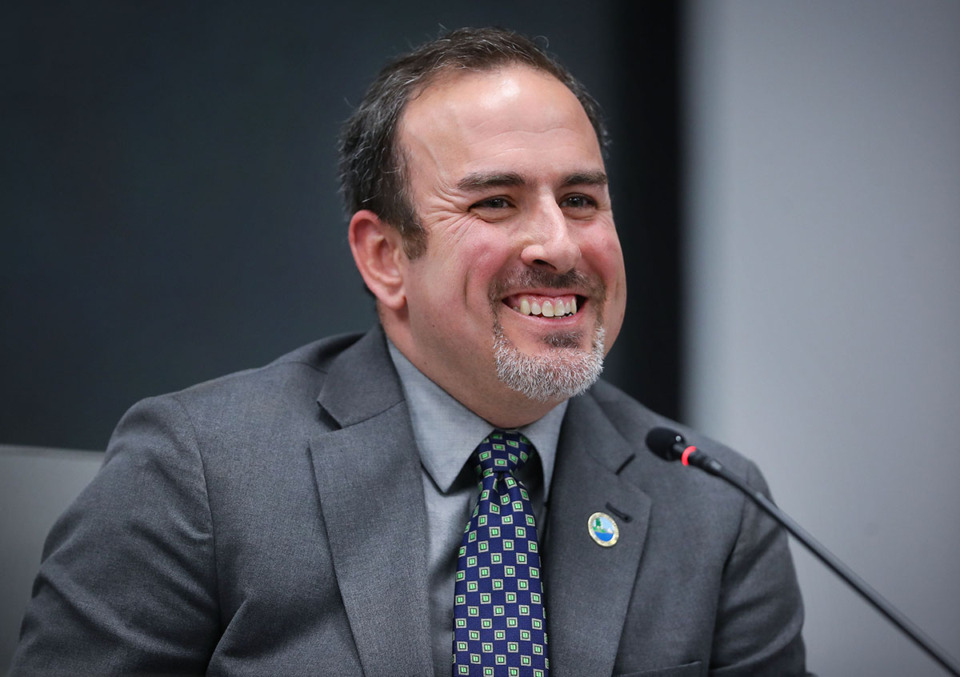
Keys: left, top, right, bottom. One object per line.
{"left": 348, "top": 210, "right": 407, "bottom": 310}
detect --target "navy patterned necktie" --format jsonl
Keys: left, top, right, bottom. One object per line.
{"left": 452, "top": 430, "right": 549, "bottom": 676}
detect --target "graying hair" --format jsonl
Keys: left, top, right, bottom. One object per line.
{"left": 338, "top": 26, "right": 608, "bottom": 258}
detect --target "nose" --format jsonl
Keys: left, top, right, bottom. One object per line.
{"left": 519, "top": 201, "right": 581, "bottom": 273}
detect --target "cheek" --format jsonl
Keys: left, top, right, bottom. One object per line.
{"left": 408, "top": 249, "right": 500, "bottom": 328}
{"left": 600, "top": 238, "right": 628, "bottom": 332}
{"left": 440, "top": 234, "right": 513, "bottom": 298}
{"left": 582, "top": 228, "right": 626, "bottom": 282}
{"left": 582, "top": 231, "right": 627, "bottom": 329}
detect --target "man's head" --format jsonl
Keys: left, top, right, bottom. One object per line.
{"left": 345, "top": 28, "right": 627, "bottom": 427}
{"left": 339, "top": 27, "right": 608, "bottom": 259}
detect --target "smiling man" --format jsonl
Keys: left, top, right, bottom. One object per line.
{"left": 13, "top": 28, "right": 807, "bottom": 677}
{"left": 349, "top": 62, "right": 625, "bottom": 429}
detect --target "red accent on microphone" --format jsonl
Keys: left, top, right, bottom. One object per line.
{"left": 681, "top": 445, "right": 697, "bottom": 466}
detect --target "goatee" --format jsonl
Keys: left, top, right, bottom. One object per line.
{"left": 493, "top": 322, "right": 606, "bottom": 402}
{"left": 489, "top": 267, "right": 608, "bottom": 401}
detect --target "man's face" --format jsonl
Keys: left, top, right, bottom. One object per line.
{"left": 389, "top": 65, "right": 627, "bottom": 425}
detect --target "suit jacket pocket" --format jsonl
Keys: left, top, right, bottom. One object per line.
{"left": 616, "top": 660, "right": 702, "bottom": 677}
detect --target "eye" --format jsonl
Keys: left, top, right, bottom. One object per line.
{"left": 468, "top": 196, "right": 517, "bottom": 222}
{"left": 560, "top": 194, "right": 598, "bottom": 210}
{"left": 471, "top": 196, "right": 513, "bottom": 210}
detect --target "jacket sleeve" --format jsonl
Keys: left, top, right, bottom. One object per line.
{"left": 11, "top": 395, "right": 220, "bottom": 675}
{"left": 708, "top": 460, "right": 808, "bottom": 676}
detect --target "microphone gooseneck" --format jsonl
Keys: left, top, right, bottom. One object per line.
{"left": 643, "top": 426, "right": 960, "bottom": 677}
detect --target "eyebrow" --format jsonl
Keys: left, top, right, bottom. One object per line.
{"left": 456, "top": 170, "right": 608, "bottom": 192}
{"left": 457, "top": 172, "right": 525, "bottom": 192}
{"left": 561, "top": 170, "right": 608, "bottom": 188}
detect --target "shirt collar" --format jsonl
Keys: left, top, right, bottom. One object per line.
{"left": 387, "top": 340, "right": 566, "bottom": 499}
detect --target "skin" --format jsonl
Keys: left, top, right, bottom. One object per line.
{"left": 349, "top": 65, "right": 627, "bottom": 427}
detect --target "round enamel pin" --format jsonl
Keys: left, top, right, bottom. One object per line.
{"left": 587, "top": 511, "right": 619, "bottom": 547}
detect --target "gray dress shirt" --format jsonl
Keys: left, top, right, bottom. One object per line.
{"left": 387, "top": 343, "right": 567, "bottom": 676}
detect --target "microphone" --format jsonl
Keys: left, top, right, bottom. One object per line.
{"left": 645, "top": 427, "right": 722, "bottom": 472}
{"left": 645, "top": 426, "right": 960, "bottom": 677}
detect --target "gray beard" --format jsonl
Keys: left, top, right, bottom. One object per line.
{"left": 493, "top": 322, "right": 606, "bottom": 402}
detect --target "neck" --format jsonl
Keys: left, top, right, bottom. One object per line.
{"left": 458, "top": 389, "right": 562, "bottom": 429}
{"left": 384, "top": 330, "right": 563, "bottom": 428}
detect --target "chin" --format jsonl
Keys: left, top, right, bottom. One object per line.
{"left": 492, "top": 323, "right": 606, "bottom": 402}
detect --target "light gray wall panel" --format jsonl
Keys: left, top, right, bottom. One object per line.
{"left": 684, "top": 2, "right": 960, "bottom": 674}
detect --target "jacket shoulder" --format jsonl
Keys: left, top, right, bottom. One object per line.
{"left": 182, "top": 331, "right": 364, "bottom": 396}
{"left": 584, "top": 379, "right": 759, "bottom": 478}
{"left": 106, "top": 331, "right": 368, "bottom": 455}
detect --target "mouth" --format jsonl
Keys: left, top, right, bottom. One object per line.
{"left": 492, "top": 268, "right": 604, "bottom": 325}
{"left": 502, "top": 293, "right": 583, "bottom": 318}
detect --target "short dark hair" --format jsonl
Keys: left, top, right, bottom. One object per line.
{"left": 338, "top": 26, "right": 608, "bottom": 258}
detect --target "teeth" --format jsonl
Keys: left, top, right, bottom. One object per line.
{"left": 512, "top": 296, "right": 578, "bottom": 318}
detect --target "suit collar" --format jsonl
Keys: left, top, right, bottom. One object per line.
{"left": 315, "top": 325, "right": 405, "bottom": 427}
{"left": 310, "top": 326, "right": 434, "bottom": 674}
{"left": 543, "top": 391, "right": 653, "bottom": 676}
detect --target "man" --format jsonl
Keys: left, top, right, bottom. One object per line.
{"left": 13, "top": 28, "right": 806, "bottom": 676}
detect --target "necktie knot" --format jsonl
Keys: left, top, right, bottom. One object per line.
{"left": 473, "top": 429, "right": 531, "bottom": 478}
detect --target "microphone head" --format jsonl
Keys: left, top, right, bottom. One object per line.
{"left": 645, "top": 427, "right": 686, "bottom": 462}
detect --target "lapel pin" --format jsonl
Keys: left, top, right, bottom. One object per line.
{"left": 587, "top": 511, "right": 619, "bottom": 547}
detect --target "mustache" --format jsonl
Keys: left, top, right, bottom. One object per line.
{"left": 490, "top": 268, "right": 606, "bottom": 303}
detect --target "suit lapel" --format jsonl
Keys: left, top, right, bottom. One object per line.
{"left": 544, "top": 393, "right": 652, "bottom": 677}
{"left": 306, "top": 328, "right": 653, "bottom": 675}
{"left": 309, "top": 329, "right": 433, "bottom": 674}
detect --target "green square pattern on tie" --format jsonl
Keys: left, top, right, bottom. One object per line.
{"left": 452, "top": 430, "right": 549, "bottom": 676}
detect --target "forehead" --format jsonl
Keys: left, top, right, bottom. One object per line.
{"left": 397, "top": 65, "right": 603, "bottom": 175}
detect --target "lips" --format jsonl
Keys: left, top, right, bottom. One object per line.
{"left": 503, "top": 294, "right": 579, "bottom": 318}
{"left": 493, "top": 269, "right": 602, "bottom": 322}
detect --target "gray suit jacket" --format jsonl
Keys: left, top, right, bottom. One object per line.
{"left": 12, "top": 327, "right": 805, "bottom": 676}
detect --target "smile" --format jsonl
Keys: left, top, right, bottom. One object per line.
{"left": 505, "top": 294, "right": 579, "bottom": 318}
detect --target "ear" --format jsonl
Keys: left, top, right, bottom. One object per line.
{"left": 348, "top": 209, "right": 408, "bottom": 310}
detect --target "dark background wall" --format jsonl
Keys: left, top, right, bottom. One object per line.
{"left": 1, "top": 2, "right": 683, "bottom": 450}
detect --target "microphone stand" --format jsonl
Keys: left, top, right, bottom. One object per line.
{"left": 697, "top": 453, "right": 960, "bottom": 677}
